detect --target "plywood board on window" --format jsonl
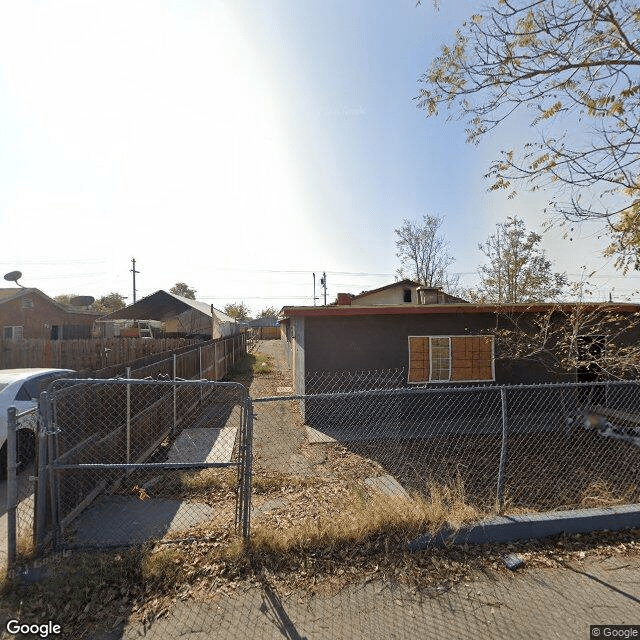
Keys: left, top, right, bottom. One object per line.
{"left": 408, "top": 336, "right": 430, "bottom": 383}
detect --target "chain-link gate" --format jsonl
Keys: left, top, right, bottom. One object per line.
{"left": 34, "top": 378, "right": 251, "bottom": 554}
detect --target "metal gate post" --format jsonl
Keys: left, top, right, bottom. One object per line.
{"left": 47, "top": 393, "right": 61, "bottom": 550}
{"left": 35, "top": 391, "right": 49, "bottom": 555}
{"left": 241, "top": 397, "right": 253, "bottom": 541}
{"left": 199, "top": 347, "right": 203, "bottom": 402}
{"left": 6, "top": 407, "right": 18, "bottom": 570}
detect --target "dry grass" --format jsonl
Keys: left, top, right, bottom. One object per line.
{"left": 250, "top": 472, "right": 480, "bottom": 555}
{"left": 580, "top": 479, "right": 639, "bottom": 508}
{"left": 345, "top": 430, "right": 640, "bottom": 512}
{"left": 179, "top": 468, "right": 236, "bottom": 493}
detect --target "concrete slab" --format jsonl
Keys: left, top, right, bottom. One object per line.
{"left": 364, "top": 475, "right": 412, "bottom": 501}
{"left": 306, "top": 426, "right": 337, "bottom": 444}
{"left": 87, "top": 553, "right": 640, "bottom": 640}
{"left": 69, "top": 495, "right": 214, "bottom": 547}
{"left": 167, "top": 427, "right": 237, "bottom": 464}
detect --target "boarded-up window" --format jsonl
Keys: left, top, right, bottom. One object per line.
{"left": 408, "top": 335, "right": 494, "bottom": 383}
{"left": 450, "top": 336, "right": 493, "bottom": 381}
{"left": 408, "top": 336, "right": 429, "bottom": 383}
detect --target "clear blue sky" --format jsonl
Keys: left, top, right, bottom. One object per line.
{"left": 0, "top": 0, "right": 634, "bottom": 315}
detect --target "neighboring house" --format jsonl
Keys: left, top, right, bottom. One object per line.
{"left": 336, "top": 280, "right": 468, "bottom": 306}
{"left": 279, "top": 294, "right": 640, "bottom": 395}
{"left": 0, "top": 288, "right": 101, "bottom": 341}
{"left": 98, "top": 290, "right": 241, "bottom": 339}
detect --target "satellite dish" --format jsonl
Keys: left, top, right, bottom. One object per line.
{"left": 70, "top": 295, "right": 95, "bottom": 308}
{"left": 4, "top": 270, "right": 22, "bottom": 282}
{"left": 3, "top": 271, "right": 24, "bottom": 287}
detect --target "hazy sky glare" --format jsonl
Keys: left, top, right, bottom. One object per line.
{"left": 0, "top": 0, "right": 635, "bottom": 314}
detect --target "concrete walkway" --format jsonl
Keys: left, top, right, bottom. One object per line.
{"left": 88, "top": 551, "right": 640, "bottom": 640}
{"left": 248, "top": 340, "right": 314, "bottom": 475}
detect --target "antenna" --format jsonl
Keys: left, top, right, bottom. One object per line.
{"left": 131, "top": 258, "right": 139, "bottom": 303}
{"left": 3, "top": 270, "right": 24, "bottom": 288}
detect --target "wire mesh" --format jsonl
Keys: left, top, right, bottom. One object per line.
{"left": 3, "top": 352, "right": 640, "bottom": 640}
{"left": 1, "top": 407, "right": 38, "bottom": 574}
{"left": 14, "top": 408, "right": 38, "bottom": 562}
{"left": 38, "top": 379, "right": 248, "bottom": 554}
{"left": 254, "top": 379, "right": 640, "bottom": 527}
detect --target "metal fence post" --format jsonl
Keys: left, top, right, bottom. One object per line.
{"left": 242, "top": 397, "right": 253, "bottom": 541}
{"left": 6, "top": 407, "right": 18, "bottom": 570}
{"left": 496, "top": 387, "right": 509, "bottom": 512}
{"left": 35, "top": 391, "right": 48, "bottom": 555}
{"left": 126, "top": 366, "right": 131, "bottom": 469}
{"left": 173, "top": 354, "right": 177, "bottom": 434}
{"left": 47, "top": 395, "right": 60, "bottom": 551}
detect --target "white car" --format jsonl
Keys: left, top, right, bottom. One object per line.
{"left": 0, "top": 368, "right": 75, "bottom": 478}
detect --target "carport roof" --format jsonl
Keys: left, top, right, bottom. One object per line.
{"left": 98, "top": 290, "right": 235, "bottom": 323}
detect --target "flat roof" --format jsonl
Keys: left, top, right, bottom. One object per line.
{"left": 280, "top": 302, "right": 640, "bottom": 318}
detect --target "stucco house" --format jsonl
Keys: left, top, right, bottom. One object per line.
{"left": 336, "top": 279, "right": 468, "bottom": 306}
{"left": 280, "top": 283, "right": 640, "bottom": 395}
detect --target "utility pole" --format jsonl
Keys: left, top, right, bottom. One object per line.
{"left": 320, "top": 271, "right": 327, "bottom": 305}
{"left": 130, "top": 258, "right": 140, "bottom": 303}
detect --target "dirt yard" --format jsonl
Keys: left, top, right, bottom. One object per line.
{"left": 243, "top": 340, "right": 640, "bottom": 515}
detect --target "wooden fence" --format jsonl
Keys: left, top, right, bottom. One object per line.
{"left": 1, "top": 337, "right": 204, "bottom": 372}
{"left": 250, "top": 327, "right": 280, "bottom": 340}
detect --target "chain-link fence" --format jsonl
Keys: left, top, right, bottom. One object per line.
{"left": 33, "top": 379, "right": 251, "bottom": 556}
{"left": 1, "top": 335, "right": 247, "bottom": 574}
{"left": 2, "top": 406, "right": 39, "bottom": 573}
{"left": 3, "top": 365, "right": 639, "bottom": 640}
{"left": 253, "top": 380, "right": 640, "bottom": 527}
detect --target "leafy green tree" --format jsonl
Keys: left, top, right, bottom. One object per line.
{"left": 417, "top": 0, "right": 640, "bottom": 269}
{"left": 472, "top": 216, "right": 567, "bottom": 303}
{"left": 224, "top": 302, "right": 251, "bottom": 321}
{"left": 93, "top": 293, "right": 127, "bottom": 313}
{"left": 55, "top": 292, "right": 126, "bottom": 313}
{"left": 170, "top": 282, "right": 197, "bottom": 299}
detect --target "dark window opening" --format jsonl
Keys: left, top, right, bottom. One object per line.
{"left": 403, "top": 289, "right": 412, "bottom": 303}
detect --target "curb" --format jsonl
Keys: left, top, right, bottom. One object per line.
{"left": 409, "top": 504, "right": 640, "bottom": 551}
